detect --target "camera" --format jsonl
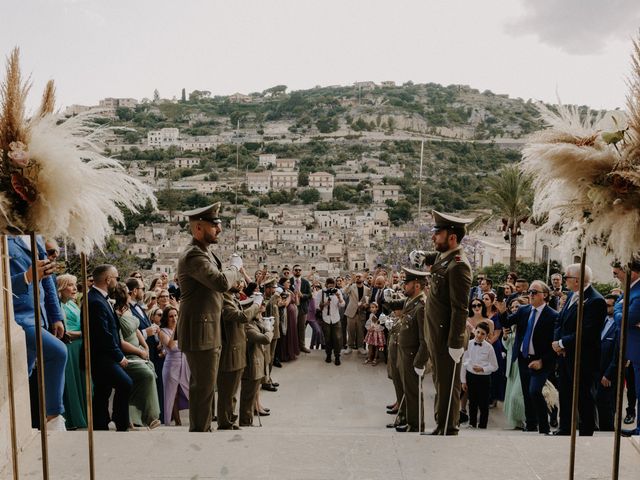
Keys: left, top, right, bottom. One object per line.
{"left": 280, "top": 291, "right": 290, "bottom": 299}
{"left": 324, "top": 287, "right": 338, "bottom": 296}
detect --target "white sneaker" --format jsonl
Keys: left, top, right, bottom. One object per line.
{"left": 341, "top": 347, "right": 352, "bottom": 354}
{"left": 47, "top": 415, "right": 67, "bottom": 432}
{"left": 358, "top": 348, "right": 367, "bottom": 355}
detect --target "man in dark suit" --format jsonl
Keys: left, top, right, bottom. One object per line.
{"left": 291, "top": 264, "right": 312, "bottom": 353}
{"left": 596, "top": 294, "right": 619, "bottom": 431}
{"left": 87, "top": 264, "right": 132, "bottom": 431}
{"left": 499, "top": 280, "right": 558, "bottom": 434}
{"left": 552, "top": 264, "right": 606, "bottom": 436}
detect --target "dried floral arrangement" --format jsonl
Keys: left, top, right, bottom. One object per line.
{"left": 520, "top": 35, "right": 640, "bottom": 262}
{"left": 0, "top": 48, "right": 155, "bottom": 253}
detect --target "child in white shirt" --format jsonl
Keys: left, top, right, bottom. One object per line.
{"left": 461, "top": 321, "right": 498, "bottom": 428}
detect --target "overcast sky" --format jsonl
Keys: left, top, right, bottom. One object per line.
{"left": 3, "top": 0, "right": 640, "bottom": 112}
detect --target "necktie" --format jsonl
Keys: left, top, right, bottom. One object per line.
{"left": 474, "top": 342, "right": 482, "bottom": 346}
{"left": 521, "top": 308, "right": 537, "bottom": 356}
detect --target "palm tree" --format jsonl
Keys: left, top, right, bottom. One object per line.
{"left": 471, "top": 165, "right": 533, "bottom": 271}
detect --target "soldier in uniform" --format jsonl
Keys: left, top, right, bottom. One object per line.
{"left": 386, "top": 267, "right": 430, "bottom": 432}
{"left": 217, "top": 282, "right": 263, "bottom": 430}
{"left": 418, "top": 210, "right": 473, "bottom": 435}
{"left": 177, "top": 203, "right": 243, "bottom": 432}
{"left": 240, "top": 312, "right": 274, "bottom": 426}
{"left": 385, "top": 306, "right": 406, "bottom": 428}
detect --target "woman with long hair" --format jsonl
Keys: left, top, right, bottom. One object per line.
{"left": 483, "top": 292, "right": 506, "bottom": 406}
{"left": 113, "top": 283, "right": 161, "bottom": 429}
{"left": 159, "top": 306, "right": 190, "bottom": 426}
{"left": 279, "top": 277, "right": 300, "bottom": 362}
{"left": 56, "top": 274, "right": 87, "bottom": 429}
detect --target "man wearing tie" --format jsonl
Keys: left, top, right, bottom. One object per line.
{"left": 596, "top": 294, "right": 619, "bottom": 431}
{"left": 499, "top": 280, "right": 558, "bottom": 434}
{"left": 552, "top": 264, "right": 606, "bottom": 436}
{"left": 88, "top": 264, "right": 132, "bottom": 431}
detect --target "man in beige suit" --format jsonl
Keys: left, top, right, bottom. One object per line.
{"left": 177, "top": 203, "right": 243, "bottom": 432}
{"left": 343, "top": 272, "right": 371, "bottom": 355}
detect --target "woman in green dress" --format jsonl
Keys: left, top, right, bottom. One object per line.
{"left": 57, "top": 274, "right": 87, "bottom": 430}
{"left": 112, "top": 283, "right": 161, "bottom": 429}
{"left": 502, "top": 299, "right": 526, "bottom": 430}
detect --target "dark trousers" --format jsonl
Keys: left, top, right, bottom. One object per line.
{"left": 626, "top": 362, "right": 637, "bottom": 416}
{"left": 517, "top": 356, "right": 550, "bottom": 433}
{"left": 92, "top": 361, "right": 133, "bottom": 431}
{"left": 596, "top": 383, "right": 616, "bottom": 431}
{"left": 430, "top": 348, "right": 461, "bottom": 435}
{"left": 340, "top": 313, "right": 348, "bottom": 348}
{"left": 467, "top": 372, "right": 491, "bottom": 428}
{"left": 557, "top": 357, "right": 596, "bottom": 435}
{"left": 184, "top": 348, "right": 220, "bottom": 432}
{"left": 322, "top": 321, "right": 342, "bottom": 359}
{"left": 297, "top": 305, "right": 308, "bottom": 349}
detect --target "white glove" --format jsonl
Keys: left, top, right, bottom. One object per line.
{"left": 229, "top": 253, "right": 243, "bottom": 269}
{"left": 414, "top": 366, "right": 425, "bottom": 377}
{"left": 252, "top": 293, "right": 264, "bottom": 307}
{"left": 409, "top": 249, "right": 427, "bottom": 269}
{"left": 383, "top": 288, "right": 396, "bottom": 303}
{"left": 448, "top": 347, "right": 464, "bottom": 364}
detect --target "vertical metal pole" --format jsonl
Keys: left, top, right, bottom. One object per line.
{"left": 80, "top": 253, "right": 95, "bottom": 479}
{"left": 29, "top": 232, "right": 49, "bottom": 480}
{"left": 568, "top": 248, "right": 587, "bottom": 480}
{"left": 611, "top": 262, "right": 632, "bottom": 480}
{"left": 418, "top": 140, "right": 424, "bottom": 220}
{"left": 1, "top": 235, "right": 20, "bottom": 479}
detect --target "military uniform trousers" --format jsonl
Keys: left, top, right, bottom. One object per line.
{"left": 397, "top": 348, "right": 423, "bottom": 431}
{"left": 184, "top": 347, "right": 220, "bottom": 432}
{"left": 430, "top": 347, "right": 461, "bottom": 435}
{"left": 387, "top": 335, "right": 404, "bottom": 422}
{"left": 265, "top": 339, "right": 278, "bottom": 384}
{"left": 322, "top": 321, "right": 343, "bottom": 358}
{"left": 347, "top": 312, "right": 366, "bottom": 349}
{"left": 239, "top": 376, "right": 263, "bottom": 426}
{"left": 216, "top": 369, "right": 242, "bottom": 429}
{"left": 297, "top": 306, "right": 308, "bottom": 350}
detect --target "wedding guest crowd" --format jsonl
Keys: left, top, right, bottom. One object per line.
{"left": 8, "top": 230, "right": 640, "bottom": 438}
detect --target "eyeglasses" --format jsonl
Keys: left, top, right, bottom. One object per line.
{"left": 293, "top": 269, "right": 301, "bottom": 272}
{"left": 471, "top": 303, "right": 482, "bottom": 308}
{"left": 154, "top": 312, "right": 163, "bottom": 316}
{"left": 528, "top": 290, "right": 542, "bottom": 295}
{"left": 46, "top": 249, "right": 59, "bottom": 256}
{"left": 563, "top": 275, "right": 577, "bottom": 280}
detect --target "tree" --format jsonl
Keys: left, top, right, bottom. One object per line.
{"left": 181, "top": 88, "right": 186, "bottom": 102}
{"left": 299, "top": 188, "right": 320, "bottom": 204}
{"left": 316, "top": 116, "right": 339, "bottom": 133}
{"left": 153, "top": 89, "right": 160, "bottom": 103}
{"left": 470, "top": 165, "right": 533, "bottom": 271}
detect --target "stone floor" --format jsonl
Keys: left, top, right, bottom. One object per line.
{"left": 17, "top": 344, "right": 640, "bottom": 479}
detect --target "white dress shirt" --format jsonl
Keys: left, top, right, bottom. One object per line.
{"left": 461, "top": 339, "right": 498, "bottom": 382}
{"left": 314, "top": 289, "right": 345, "bottom": 324}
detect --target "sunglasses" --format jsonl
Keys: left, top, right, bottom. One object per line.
{"left": 46, "top": 249, "right": 59, "bottom": 256}
{"left": 471, "top": 303, "right": 482, "bottom": 308}
{"left": 528, "top": 290, "right": 542, "bottom": 295}
{"left": 293, "top": 269, "right": 302, "bottom": 272}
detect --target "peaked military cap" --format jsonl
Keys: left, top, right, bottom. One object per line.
{"left": 183, "top": 202, "right": 221, "bottom": 223}
{"left": 431, "top": 210, "right": 471, "bottom": 232}
{"left": 402, "top": 266, "right": 430, "bottom": 282}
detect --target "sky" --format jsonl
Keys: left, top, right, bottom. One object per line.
{"left": 2, "top": 0, "right": 640, "bottom": 112}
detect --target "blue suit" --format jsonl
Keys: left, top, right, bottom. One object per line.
{"left": 8, "top": 236, "right": 67, "bottom": 417}
{"left": 501, "top": 303, "right": 557, "bottom": 433}
{"left": 87, "top": 287, "right": 132, "bottom": 431}
{"left": 596, "top": 316, "right": 619, "bottom": 431}
{"left": 614, "top": 279, "right": 640, "bottom": 431}
{"left": 555, "top": 285, "right": 606, "bottom": 435}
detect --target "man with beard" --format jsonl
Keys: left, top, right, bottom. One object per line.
{"left": 416, "top": 211, "right": 472, "bottom": 435}
{"left": 88, "top": 264, "right": 132, "bottom": 431}
{"left": 385, "top": 267, "right": 429, "bottom": 432}
{"left": 177, "top": 203, "right": 242, "bottom": 432}
{"left": 292, "top": 264, "right": 312, "bottom": 353}
{"left": 343, "top": 272, "right": 371, "bottom": 355}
